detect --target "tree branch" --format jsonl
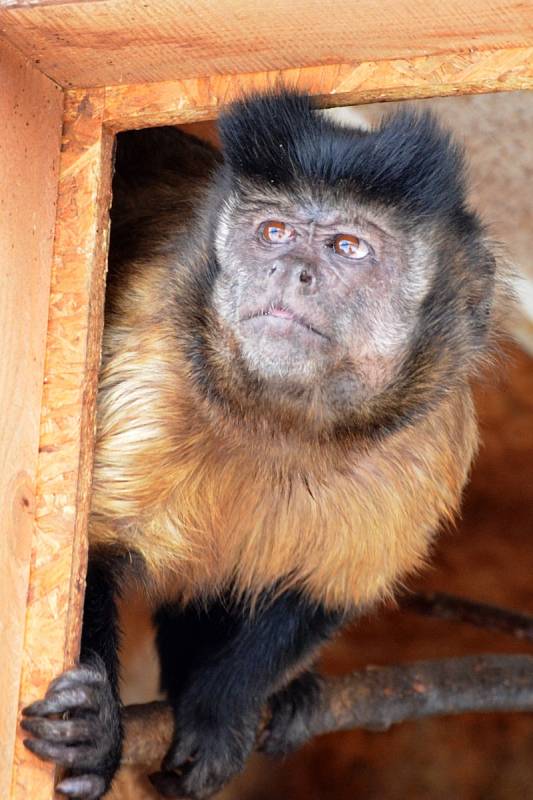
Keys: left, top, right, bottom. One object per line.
{"left": 120, "top": 654, "right": 533, "bottom": 767}
{"left": 401, "top": 592, "right": 533, "bottom": 641}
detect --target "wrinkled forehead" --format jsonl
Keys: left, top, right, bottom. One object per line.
{"left": 220, "top": 178, "right": 410, "bottom": 237}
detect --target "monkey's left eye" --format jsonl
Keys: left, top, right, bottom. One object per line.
{"left": 260, "top": 220, "right": 296, "bottom": 244}
{"left": 333, "top": 234, "right": 369, "bottom": 260}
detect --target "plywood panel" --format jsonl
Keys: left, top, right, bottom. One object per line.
{"left": 10, "top": 89, "right": 114, "bottom": 800}
{"left": 1, "top": 0, "right": 533, "bottom": 89}
{"left": 0, "top": 37, "right": 63, "bottom": 800}
{"left": 101, "top": 47, "right": 533, "bottom": 131}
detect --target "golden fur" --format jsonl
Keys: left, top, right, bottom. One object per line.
{"left": 90, "top": 257, "right": 478, "bottom": 611}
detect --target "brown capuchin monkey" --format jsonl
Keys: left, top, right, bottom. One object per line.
{"left": 22, "top": 90, "right": 504, "bottom": 800}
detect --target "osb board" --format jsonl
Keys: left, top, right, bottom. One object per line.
{"left": 0, "top": 37, "right": 63, "bottom": 800}
{"left": 100, "top": 46, "right": 533, "bottom": 131}
{"left": 1, "top": 0, "right": 533, "bottom": 88}
{"left": 10, "top": 90, "right": 114, "bottom": 800}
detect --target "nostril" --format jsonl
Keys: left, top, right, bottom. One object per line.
{"left": 299, "top": 269, "right": 312, "bottom": 284}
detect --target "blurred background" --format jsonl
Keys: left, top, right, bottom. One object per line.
{"left": 110, "top": 90, "right": 533, "bottom": 800}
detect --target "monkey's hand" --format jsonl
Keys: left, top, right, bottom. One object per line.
{"left": 259, "top": 670, "right": 322, "bottom": 757}
{"left": 21, "top": 655, "right": 122, "bottom": 800}
{"left": 149, "top": 700, "right": 261, "bottom": 799}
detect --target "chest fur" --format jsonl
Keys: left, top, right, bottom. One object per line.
{"left": 90, "top": 335, "right": 477, "bottom": 609}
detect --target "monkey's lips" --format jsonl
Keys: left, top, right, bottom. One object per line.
{"left": 241, "top": 306, "right": 328, "bottom": 340}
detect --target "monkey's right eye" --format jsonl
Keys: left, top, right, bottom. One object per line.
{"left": 260, "top": 220, "right": 296, "bottom": 244}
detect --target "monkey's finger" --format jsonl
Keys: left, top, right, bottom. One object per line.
{"left": 56, "top": 774, "right": 107, "bottom": 800}
{"left": 23, "top": 737, "right": 98, "bottom": 768}
{"left": 48, "top": 665, "right": 106, "bottom": 694}
{"left": 22, "top": 687, "right": 100, "bottom": 717}
{"left": 21, "top": 717, "right": 94, "bottom": 744}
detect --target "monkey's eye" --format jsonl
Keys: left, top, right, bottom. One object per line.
{"left": 333, "top": 234, "right": 369, "bottom": 260}
{"left": 260, "top": 220, "right": 296, "bottom": 244}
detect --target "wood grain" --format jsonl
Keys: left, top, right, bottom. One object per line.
{"left": 10, "top": 89, "right": 114, "bottom": 800}
{"left": 1, "top": 0, "right": 533, "bottom": 89}
{"left": 102, "top": 46, "right": 533, "bottom": 131}
{"left": 2, "top": 1, "right": 109, "bottom": 8}
{"left": 0, "top": 37, "right": 63, "bottom": 800}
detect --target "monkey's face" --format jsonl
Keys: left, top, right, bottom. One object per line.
{"left": 211, "top": 187, "right": 427, "bottom": 414}
{"left": 202, "top": 93, "right": 497, "bottom": 434}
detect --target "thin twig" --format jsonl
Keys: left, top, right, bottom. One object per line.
{"left": 401, "top": 592, "right": 533, "bottom": 642}
{"left": 120, "top": 654, "right": 533, "bottom": 767}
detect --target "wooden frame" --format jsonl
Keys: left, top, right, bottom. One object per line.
{"left": 2, "top": 33, "right": 533, "bottom": 799}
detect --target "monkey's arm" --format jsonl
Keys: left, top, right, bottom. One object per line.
{"left": 151, "top": 591, "right": 344, "bottom": 799}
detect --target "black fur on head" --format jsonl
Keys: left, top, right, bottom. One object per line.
{"left": 217, "top": 89, "right": 467, "bottom": 219}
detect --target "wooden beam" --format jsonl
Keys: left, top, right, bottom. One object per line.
{"left": 0, "top": 37, "right": 63, "bottom": 800}
{"left": 10, "top": 88, "right": 114, "bottom": 800}
{"left": 1, "top": 0, "right": 533, "bottom": 89}
{"left": 102, "top": 45, "right": 533, "bottom": 131}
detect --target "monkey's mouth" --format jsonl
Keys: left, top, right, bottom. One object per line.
{"left": 241, "top": 305, "right": 328, "bottom": 340}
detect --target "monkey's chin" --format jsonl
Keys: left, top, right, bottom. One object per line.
{"left": 238, "top": 317, "right": 331, "bottom": 385}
